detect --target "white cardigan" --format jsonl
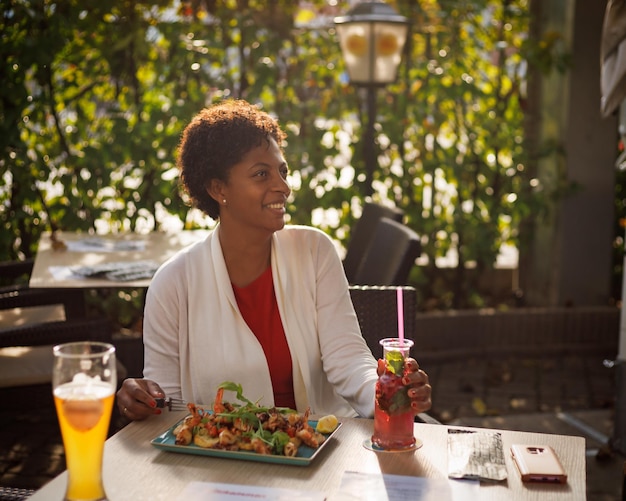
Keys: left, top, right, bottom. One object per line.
{"left": 143, "top": 224, "right": 378, "bottom": 417}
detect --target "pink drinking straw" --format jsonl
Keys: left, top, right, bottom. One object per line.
{"left": 397, "top": 287, "right": 404, "bottom": 344}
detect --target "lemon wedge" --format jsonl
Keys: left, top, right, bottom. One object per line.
{"left": 316, "top": 414, "right": 339, "bottom": 434}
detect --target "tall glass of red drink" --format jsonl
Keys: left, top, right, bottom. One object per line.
{"left": 371, "top": 337, "right": 416, "bottom": 450}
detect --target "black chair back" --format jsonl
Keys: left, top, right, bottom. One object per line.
{"left": 352, "top": 218, "right": 421, "bottom": 286}
{"left": 343, "top": 203, "right": 404, "bottom": 284}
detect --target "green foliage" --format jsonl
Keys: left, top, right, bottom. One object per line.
{"left": 0, "top": 0, "right": 568, "bottom": 324}
{"left": 392, "top": 0, "right": 542, "bottom": 308}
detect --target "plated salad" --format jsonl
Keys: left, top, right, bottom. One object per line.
{"left": 173, "top": 382, "right": 338, "bottom": 457}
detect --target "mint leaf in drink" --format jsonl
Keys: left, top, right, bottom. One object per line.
{"left": 389, "top": 388, "right": 411, "bottom": 414}
{"left": 385, "top": 351, "right": 404, "bottom": 375}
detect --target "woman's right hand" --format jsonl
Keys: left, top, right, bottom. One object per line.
{"left": 116, "top": 378, "right": 165, "bottom": 421}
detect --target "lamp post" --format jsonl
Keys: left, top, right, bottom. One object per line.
{"left": 334, "top": 1, "right": 409, "bottom": 196}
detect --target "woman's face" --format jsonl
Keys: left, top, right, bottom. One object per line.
{"left": 216, "top": 137, "right": 291, "bottom": 235}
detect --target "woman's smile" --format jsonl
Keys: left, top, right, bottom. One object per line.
{"left": 265, "top": 202, "right": 286, "bottom": 211}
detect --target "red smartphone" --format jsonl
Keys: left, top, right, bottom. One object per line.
{"left": 511, "top": 444, "right": 568, "bottom": 484}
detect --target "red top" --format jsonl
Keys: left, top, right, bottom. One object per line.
{"left": 232, "top": 266, "right": 296, "bottom": 409}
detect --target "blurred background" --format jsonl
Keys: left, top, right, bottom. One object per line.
{"left": 1, "top": 0, "right": 619, "bottom": 328}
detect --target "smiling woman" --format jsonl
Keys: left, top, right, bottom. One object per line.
{"left": 115, "top": 99, "right": 432, "bottom": 425}
{"left": 177, "top": 100, "right": 288, "bottom": 222}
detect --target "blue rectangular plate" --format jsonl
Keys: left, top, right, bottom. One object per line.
{"left": 151, "top": 418, "right": 341, "bottom": 466}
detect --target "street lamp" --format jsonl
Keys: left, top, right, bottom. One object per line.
{"left": 334, "top": 1, "right": 409, "bottom": 196}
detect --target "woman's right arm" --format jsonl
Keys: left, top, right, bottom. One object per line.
{"left": 116, "top": 255, "right": 187, "bottom": 420}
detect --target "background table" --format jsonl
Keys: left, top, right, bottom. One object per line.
{"left": 28, "top": 414, "right": 586, "bottom": 501}
{"left": 29, "top": 230, "right": 209, "bottom": 289}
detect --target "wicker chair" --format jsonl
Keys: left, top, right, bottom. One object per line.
{"left": 0, "top": 258, "right": 87, "bottom": 320}
{"left": 349, "top": 285, "right": 440, "bottom": 425}
{"left": 0, "top": 486, "right": 36, "bottom": 501}
{"left": 0, "top": 258, "right": 115, "bottom": 389}
{"left": 0, "top": 259, "right": 110, "bottom": 350}
{"left": 349, "top": 285, "right": 418, "bottom": 356}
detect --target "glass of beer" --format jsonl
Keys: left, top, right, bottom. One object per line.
{"left": 53, "top": 341, "right": 117, "bottom": 501}
{"left": 371, "top": 337, "right": 416, "bottom": 451}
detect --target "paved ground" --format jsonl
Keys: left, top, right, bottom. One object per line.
{"left": 0, "top": 343, "right": 624, "bottom": 499}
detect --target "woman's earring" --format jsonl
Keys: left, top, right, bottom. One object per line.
{"left": 222, "top": 199, "right": 227, "bottom": 204}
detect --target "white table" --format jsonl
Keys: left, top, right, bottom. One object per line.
{"left": 29, "top": 413, "right": 586, "bottom": 500}
{"left": 29, "top": 230, "right": 209, "bottom": 289}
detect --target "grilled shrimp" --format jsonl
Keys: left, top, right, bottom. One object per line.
{"left": 186, "top": 402, "right": 203, "bottom": 427}
{"left": 174, "top": 425, "right": 193, "bottom": 445}
{"left": 218, "top": 428, "right": 238, "bottom": 446}
{"left": 193, "top": 427, "right": 219, "bottom": 448}
{"left": 251, "top": 437, "right": 271, "bottom": 455}
{"left": 213, "top": 388, "right": 226, "bottom": 414}
{"left": 296, "top": 428, "right": 326, "bottom": 448}
{"left": 264, "top": 412, "right": 287, "bottom": 432}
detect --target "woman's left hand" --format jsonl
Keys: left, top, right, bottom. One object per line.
{"left": 377, "top": 357, "right": 432, "bottom": 415}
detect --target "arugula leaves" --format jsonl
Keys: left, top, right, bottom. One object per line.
{"left": 217, "top": 381, "right": 254, "bottom": 406}
{"left": 216, "top": 381, "right": 296, "bottom": 415}
{"left": 212, "top": 381, "right": 299, "bottom": 454}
